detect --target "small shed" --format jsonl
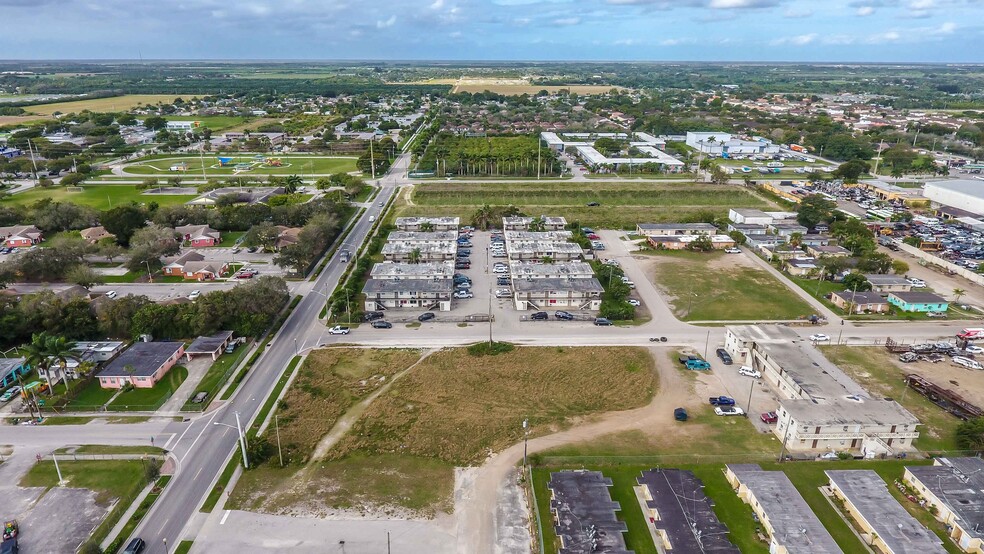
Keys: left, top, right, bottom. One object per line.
{"left": 185, "top": 331, "right": 235, "bottom": 361}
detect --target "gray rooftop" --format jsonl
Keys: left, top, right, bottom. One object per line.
{"left": 508, "top": 261, "right": 595, "bottom": 278}
{"left": 727, "top": 465, "right": 842, "bottom": 553}
{"left": 513, "top": 277, "right": 604, "bottom": 294}
{"left": 0, "top": 357, "right": 26, "bottom": 380}
{"left": 503, "top": 230, "right": 573, "bottom": 242}
{"left": 907, "top": 457, "right": 984, "bottom": 541}
{"left": 394, "top": 216, "right": 460, "bottom": 227}
{"left": 370, "top": 261, "right": 455, "bottom": 279}
{"left": 731, "top": 208, "right": 771, "bottom": 218}
{"left": 783, "top": 398, "right": 919, "bottom": 427}
{"left": 925, "top": 179, "right": 984, "bottom": 200}
{"left": 186, "top": 331, "right": 234, "bottom": 354}
{"left": 889, "top": 291, "right": 949, "bottom": 304}
{"left": 637, "top": 469, "right": 739, "bottom": 553}
{"left": 386, "top": 231, "right": 459, "bottom": 243}
{"left": 831, "top": 291, "right": 888, "bottom": 305}
{"left": 863, "top": 274, "right": 911, "bottom": 286}
{"left": 826, "top": 470, "right": 945, "bottom": 554}
{"left": 507, "top": 241, "right": 583, "bottom": 254}
{"left": 638, "top": 222, "right": 718, "bottom": 231}
{"left": 548, "top": 471, "right": 634, "bottom": 554}
{"left": 381, "top": 242, "right": 457, "bottom": 255}
{"left": 502, "top": 215, "right": 568, "bottom": 227}
{"left": 362, "top": 278, "right": 453, "bottom": 294}
{"left": 98, "top": 342, "right": 184, "bottom": 378}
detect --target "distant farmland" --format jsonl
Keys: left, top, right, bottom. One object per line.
{"left": 23, "top": 95, "right": 191, "bottom": 115}
{"left": 452, "top": 83, "right": 618, "bottom": 95}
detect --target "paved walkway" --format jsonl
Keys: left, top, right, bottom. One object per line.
{"left": 159, "top": 357, "right": 215, "bottom": 413}
{"left": 100, "top": 481, "right": 156, "bottom": 550}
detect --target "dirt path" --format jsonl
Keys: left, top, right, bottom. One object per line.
{"left": 457, "top": 345, "right": 694, "bottom": 554}
{"left": 308, "top": 348, "right": 436, "bottom": 463}
{"left": 402, "top": 184, "right": 416, "bottom": 206}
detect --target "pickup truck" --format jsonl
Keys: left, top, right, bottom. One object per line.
{"left": 708, "top": 396, "right": 736, "bottom": 406}
{"left": 685, "top": 359, "right": 711, "bottom": 371}
{"left": 328, "top": 325, "right": 350, "bottom": 335}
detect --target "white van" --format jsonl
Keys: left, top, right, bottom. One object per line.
{"left": 952, "top": 356, "right": 983, "bottom": 370}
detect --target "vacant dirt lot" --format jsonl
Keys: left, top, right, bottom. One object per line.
{"left": 23, "top": 94, "right": 186, "bottom": 115}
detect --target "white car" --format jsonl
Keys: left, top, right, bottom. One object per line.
{"left": 495, "top": 288, "right": 512, "bottom": 298}
{"left": 809, "top": 334, "right": 830, "bottom": 342}
{"left": 493, "top": 265, "right": 508, "bottom": 274}
{"left": 453, "top": 290, "right": 474, "bottom": 299}
{"left": 188, "top": 290, "right": 201, "bottom": 300}
{"left": 966, "top": 345, "right": 984, "bottom": 354}
{"left": 738, "top": 366, "right": 761, "bottom": 378}
{"left": 105, "top": 290, "right": 118, "bottom": 299}
{"left": 627, "top": 299, "right": 641, "bottom": 307}
{"left": 953, "top": 356, "right": 983, "bottom": 370}
{"left": 724, "top": 247, "right": 741, "bottom": 254}
{"left": 714, "top": 406, "right": 745, "bottom": 417}
{"left": 908, "top": 279, "right": 927, "bottom": 288}
{"left": 328, "top": 325, "right": 350, "bottom": 335}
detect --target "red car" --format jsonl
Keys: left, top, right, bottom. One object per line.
{"left": 760, "top": 412, "right": 778, "bottom": 424}
{"left": 587, "top": 233, "right": 600, "bottom": 240}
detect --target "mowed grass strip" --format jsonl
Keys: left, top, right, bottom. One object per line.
{"left": 651, "top": 250, "right": 814, "bottom": 321}
{"left": 122, "top": 155, "right": 357, "bottom": 176}
{"left": 331, "top": 346, "right": 656, "bottom": 465}
{"left": 820, "top": 346, "right": 961, "bottom": 452}
{"left": 400, "top": 205, "right": 736, "bottom": 230}
{"left": 20, "top": 459, "right": 146, "bottom": 505}
{"left": 412, "top": 182, "right": 768, "bottom": 207}
{"left": 0, "top": 185, "right": 195, "bottom": 210}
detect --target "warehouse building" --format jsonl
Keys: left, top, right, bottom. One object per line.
{"left": 924, "top": 180, "right": 984, "bottom": 218}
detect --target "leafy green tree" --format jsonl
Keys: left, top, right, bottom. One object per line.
{"left": 686, "top": 234, "right": 714, "bottom": 252}
{"left": 65, "top": 265, "right": 103, "bottom": 289}
{"left": 842, "top": 272, "right": 872, "bottom": 292}
{"left": 891, "top": 260, "right": 909, "bottom": 275}
{"left": 856, "top": 252, "right": 892, "bottom": 274}
{"left": 833, "top": 159, "right": 870, "bottom": 183}
{"left": 728, "top": 230, "right": 747, "bottom": 246}
{"left": 797, "top": 194, "right": 837, "bottom": 229}
{"left": 956, "top": 417, "right": 984, "bottom": 451}
{"left": 101, "top": 205, "right": 147, "bottom": 246}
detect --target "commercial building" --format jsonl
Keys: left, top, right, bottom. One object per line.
{"left": 686, "top": 132, "right": 780, "bottom": 157}
{"left": 830, "top": 291, "right": 890, "bottom": 314}
{"left": 381, "top": 242, "right": 457, "bottom": 263}
{"left": 166, "top": 121, "right": 199, "bottom": 131}
{"left": 97, "top": 341, "right": 185, "bottom": 389}
{"left": 888, "top": 292, "right": 950, "bottom": 313}
{"left": 725, "top": 325, "right": 919, "bottom": 454}
{"left": 924, "top": 180, "right": 984, "bottom": 217}
{"left": 547, "top": 470, "right": 634, "bottom": 554}
{"left": 541, "top": 131, "right": 685, "bottom": 172}
{"left": 394, "top": 216, "right": 460, "bottom": 232}
{"left": 502, "top": 216, "right": 568, "bottom": 231}
{"left": 636, "top": 223, "right": 718, "bottom": 236}
{"left": 635, "top": 469, "right": 739, "bottom": 553}
{"left": 904, "top": 457, "right": 984, "bottom": 553}
{"left": 826, "top": 470, "right": 945, "bottom": 554}
{"left": 725, "top": 464, "right": 842, "bottom": 554}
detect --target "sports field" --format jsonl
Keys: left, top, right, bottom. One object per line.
{"left": 22, "top": 95, "right": 188, "bottom": 115}
{"left": 121, "top": 155, "right": 358, "bottom": 176}
{"left": 0, "top": 185, "right": 195, "bottom": 210}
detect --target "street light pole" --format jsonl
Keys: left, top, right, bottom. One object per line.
{"left": 234, "top": 412, "right": 249, "bottom": 469}
{"left": 522, "top": 419, "right": 529, "bottom": 468}
{"left": 145, "top": 260, "right": 154, "bottom": 283}
{"left": 52, "top": 450, "right": 65, "bottom": 486}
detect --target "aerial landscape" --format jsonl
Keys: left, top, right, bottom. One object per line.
{"left": 3, "top": 1, "right": 984, "bottom": 554}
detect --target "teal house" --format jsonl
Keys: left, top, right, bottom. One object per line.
{"left": 0, "top": 357, "right": 29, "bottom": 389}
{"left": 887, "top": 292, "right": 949, "bottom": 313}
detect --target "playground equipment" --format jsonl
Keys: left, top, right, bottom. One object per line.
{"left": 265, "top": 158, "right": 283, "bottom": 167}
{"left": 169, "top": 162, "right": 189, "bottom": 172}
{"left": 216, "top": 157, "right": 234, "bottom": 167}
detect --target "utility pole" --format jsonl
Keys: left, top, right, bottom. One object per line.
{"left": 536, "top": 139, "right": 541, "bottom": 180}
{"left": 522, "top": 419, "right": 529, "bottom": 468}
{"left": 235, "top": 411, "right": 249, "bottom": 469}
{"left": 745, "top": 377, "right": 755, "bottom": 418}
{"left": 145, "top": 260, "right": 154, "bottom": 283}
{"left": 52, "top": 450, "right": 65, "bottom": 485}
{"left": 26, "top": 139, "right": 39, "bottom": 186}
{"left": 370, "top": 138, "right": 376, "bottom": 180}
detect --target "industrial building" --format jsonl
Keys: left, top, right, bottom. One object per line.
{"left": 904, "top": 457, "right": 984, "bottom": 553}
{"left": 725, "top": 325, "right": 919, "bottom": 455}
{"left": 685, "top": 132, "right": 781, "bottom": 157}
{"left": 540, "top": 131, "right": 685, "bottom": 172}
{"left": 725, "top": 464, "right": 842, "bottom": 553}
{"left": 635, "top": 469, "right": 739, "bottom": 553}
{"left": 924, "top": 180, "right": 984, "bottom": 217}
{"left": 547, "top": 470, "right": 634, "bottom": 554}
{"left": 826, "top": 470, "right": 945, "bottom": 554}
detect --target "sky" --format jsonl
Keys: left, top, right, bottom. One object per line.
{"left": 0, "top": 0, "right": 982, "bottom": 62}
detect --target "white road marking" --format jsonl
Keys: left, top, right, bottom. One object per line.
{"left": 162, "top": 433, "right": 178, "bottom": 450}
{"left": 220, "top": 510, "right": 231, "bottom": 525}
{"left": 180, "top": 411, "right": 221, "bottom": 463}
{"left": 157, "top": 518, "right": 170, "bottom": 534}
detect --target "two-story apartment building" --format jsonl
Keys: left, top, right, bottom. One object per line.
{"left": 505, "top": 241, "right": 583, "bottom": 262}
{"left": 380, "top": 242, "right": 457, "bottom": 262}
{"left": 394, "top": 216, "right": 460, "bottom": 232}
{"left": 512, "top": 277, "right": 604, "bottom": 311}
{"left": 904, "top": 458, "right": 984, "bottom": 553}
{"left": 362, "top": 278, "right": 452, "bottom": 312}
{"left": 386, "top": 231, "right": 460, "bottom": 245}
{"left": 502, "top": 216, "right": 567, "bottom": 231}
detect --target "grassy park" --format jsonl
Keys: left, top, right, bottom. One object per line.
{"left": 0, "top": 184, "right": 196, "bottom": 210}
{"left": 650, "top": 250, "right": 815, "bottom": 321}
{"left": 121, "top": 154, "right": 357, "bottom": 177}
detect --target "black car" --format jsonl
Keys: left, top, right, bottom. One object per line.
{"left": 246, "top": 246, "right": 258, "bottom": 253}
{"left": 716, "top": 348, "right": 733, "bottom": 365}
{"left": 674, "top": 407, "right": 688, "bottom": 421}
{"left": 555, "top": 311, "right": 574, "bottom": 320}
{"left": 418, "top": 312, "right": 436, "bottom": 322}
{"left": 458, "top": 249, "right": 471, "bottom": 256}
{"left": 371, "top": 320, "right": 393, "bottom": 329}
{"left": 122, "top": 538, "right": 145, "bottom": 554}
{"left": 496, "top": 277, "right": 511, "bottom": 286}
{"left": 455, "top": 263, "right": 471, "bottom": 269}
{"left": 363, "top": 311, "right": 384, "bottom": 321}
{"left": 531, "top": 311, "right": 549, "bottom": 320}
{"left": 586, "top": 202, "right": 601, "bottom": 207}
{"left": 594, "top": 317, "right": 613, "bottom": 326}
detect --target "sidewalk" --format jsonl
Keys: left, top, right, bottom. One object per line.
{"left": 100, "top": 480, "right": 156, "bottom": 551}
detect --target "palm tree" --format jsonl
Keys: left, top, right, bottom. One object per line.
{"left": 408, "top": 248, "right": 422, "bottom": 264}
{"left": 21, "top": 333, "right": 57, "bottom": 396}
{"left": 44, "top": 335, "right": 78, "bottom": 391}
{"left": 419, "top": 222, "right": 435, "bottom": 232}
{"left": 954, "top": 288, "right": 966, "bottom": 303}
{"left": 789, "top": 232, "right": 803, "bottom": 248}
{"left": 284, "top": 174, "right": 302, "bottom": 195}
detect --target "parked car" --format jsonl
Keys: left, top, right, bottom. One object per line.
{"left": 493, "top": 265, "right": 508, "bottom": 274}
{"left": 371, "top": 320, "right": 393, "bottom": 329}
{"left": 188, "top": 290, "right": 201, "bottom": 300}
{"left": 495, "top": 288, "right": 512, "bottom": 298}
{"left": 715, "top": 406, "right": 745, "bottom": 417}
{"left": 496, "top": 277, "right": 511, "bottom": 286}
{"left": 105, "top": 290, "right": 118, "bottom": 299}
{"left": 586, "top": 202, "right": 600, "bottom": 207}
{"left": 627, "top": 299, "right": 641, "bottom": 307}
{"left": 809, "top": 334, "right": 830, "bottom": 342}
{"left": 328, "top": 325, "right": 350, "bottom": 335}
{"left": 686, "top": 359, "right": 711, "bottom": 370}
{"left": 122, "top": 538, "right": 145, "bottom": 554}
{"left": 455, "top": 262, "right": 471, "bottom": 269}
{"left": 554, "top": 311, "right": 574, "bottom": 320}
{"left": 418, "top": 312, "right": 436, "bottom": 322}
{"left": 674, "top": 407, "right": 688, "bottom": 421}
{"left": 531, "top": 311, "right": 549, "bottom": 320}
{"left": 594, "top": 317, "right": 614, "bottom": 326}
{"left": 953, "top": 356, "right": 983, "bottom": 370}
{"left": 709, "top": 396, "right": 736, "bottom": 406}
{"left": 0, "top": 386, "right": 21, "bottom": 403}
{"left": 453, "top": 290, "right": 474, "bottom": 299}
{"left": 364, "top": 311, "right": 385, "bottom": 321}
{"left": 247, "top": 246, "right": 258, "bottom": 253}
{"left": 738, "top": 366, "right": 761, "bottom": 378}
{"left": 760, "top": 411, "right": 778, "bottom": 424}
{"left": 455, "top": 282, "right": 472, "bottom": 290}
{"left": 724, "top": 247, "right": 742, "bottom": 254}
{"left": 966, "top": 345, "right": 984, "bottom": 354}
{"left": 716, "top": 348, "right": 733, "bottom": 365}
{"left": 927, "top": 311, "right": 948, "bottom": 318}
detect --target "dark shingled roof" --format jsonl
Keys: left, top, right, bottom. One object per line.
{"left": 548, "top": 470, "right": 634, "bottom": 554}
{"left": 637, "top": 469, "right": 740, "bottom": 553}
{"left": 186, "top": 331, "right": 234, "bottom": 354}
{"left": 97, "top": 342, "right": 184, "bottom": 378}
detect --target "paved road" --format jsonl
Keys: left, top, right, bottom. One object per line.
{"left": 129, "top": 153, "right": 409, "bottom": 552}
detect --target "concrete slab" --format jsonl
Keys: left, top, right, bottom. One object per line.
{"left": 20, "top": 487, "right": 110, "bottom": 554}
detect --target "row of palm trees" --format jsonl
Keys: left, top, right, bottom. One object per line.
{"left": 20, "top": 332, "right": 79, "bottom": 397}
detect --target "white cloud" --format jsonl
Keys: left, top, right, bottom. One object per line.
{"left": 660, "top": 37, "right": 696, "bottom": 45}
{"left": 429, "top": 0, "right": 444, "bottom": 9}
{"left": 708, "top": 0, "right": 777, "bottom": 8}
{"left": 553, "top": 16, "right": 581, "bottom": 25}
{"left": 771, "top": 32, "right": 817, "bottom": 45}
{"left": 783, "top": 7, "right": 813, "bottom": 18}
{"left": 856, "top": 6, "right": 874, "bottom": 15}
{"left": 376, "top": 15, "right": 396, "bottom": 28}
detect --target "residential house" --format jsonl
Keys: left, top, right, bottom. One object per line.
{"left": 0, "top": 358, "right": 29, "bottom": 389}
{"left": 175, "top": 224, "right": 221, "bottom": 247}
{"left": 807, "top": 244, "right": 852, "bottom": 258}
{"left": 96, "top": 341, "right": 185, "bottom": 389}
{"left": 274, "top": 226, "right": 302, "bottom": 250}
{"left": 831, "top": 291, "right": 890, "bottom": 314}
{"left": 71, "top": 341, "right": 126, "bottom": 363}
{"left": 887, "top": 292, "right": 949, "bottom": 313}
{"left": 768, "top": 222, "right": 809, "bottom": 237}
{"left": 186, "top": 187, "right": 285, "bottom": 207}
{"left": 864, "top": 274, "right": 913, "bottom": 294}
{"left": 185, "top": 331, "right": 234, "bottom": 361}
{"left": 744, "top": 234, "right": 782, "bottom": 250}
{"left": 647, "top": 234, "right": 736, "bottom": 251}
{"left": 79, "top": 226, "right": 114, "bottom": 245}
{"left": 759, "top": 244, "right": 803, "bottom": 261}
{"left": 0, "top": 225, "right": 43, "bottom": 247}
{"left": 180, "top": 261, "right": 228, "bottom": 281}
{"left": 636, "top": 223, "right": 717, "bottom": 237}
{"left": 785, "top": 257, "right": 820, "bottom": 277}
{"left": 163, "top": 251, "right": 205, "bottom": 277}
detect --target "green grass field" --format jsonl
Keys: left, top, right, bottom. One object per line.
{"left": 163, "top": 115, "right": 245, "bottom": 132}
{"left": 106, "top": 365, "right": 189, "bottom": 411}
{"left": 403, "top": 182, "right": 775, "bottom": 229}
{"left": 68, "top": 379, "right": 118, "bottom": 410}
{"left": 650, "top": 250, "right": 815, "bottom": 321}
{"left": 180, "top": 349, "right": 250, "bottom": 411}
{"left": 20, "top": 458, "right": 147, "bottom": 503}
{"left": 0, "top": 185, "right": 195, "bottom": 210}
{"left": 122, "top": 155, "right": 357, "bottom": 177}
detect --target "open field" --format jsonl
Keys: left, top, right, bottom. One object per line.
{"left": 163, "top": 115, "right": 245, "bottom": 132}
{"left": 647, "top": 250, "right": 815, "bottom": 321}
{"left": 448, "top": 78, "right": 619, "bottom": 95}
{"left": 404, "top": 182, "right": 774, "bottom": 229}
{"left": 21, "top": 459, "right": 147, "bottom": 504}
{"left": 23, "top": 94, "right": 188, "bottom": 115}
{"left": 0, "top": 184, "right": 196, "bottom": 210}
{"left": 230, "top": 346, "right": 657, "bottom": 516}
{"left": 122, "top": 155, "right": 357, "bottom": 176}
{"left": 0, "top": 115, "right": 53, "bottom": 126}
{"left": 820, "top": 346, "right": 963, "bottom": 452}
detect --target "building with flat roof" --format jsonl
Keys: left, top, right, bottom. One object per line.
{"left": 381, "top": 242, "right": 457, "bottom": 262}
{"left": 71, "top": 341, "right": 126, "bottom": 363}
{"left": 370, "top": 261, "right": 455, "bottom": 280}
{"left": 924, "top": 180, "right": 984, "bottom": 217}
{"left": 502, "top": 216, "right": 568, "bottom": 231}
{"left": 503, "top": 230, "right": 573, "bottom": 242}
{"left": 636, "top": 223, "right": 718, "bottom": 236}
{"left": 904, "top": 457, "right": 984, "bottom": 553}
{"left": 646, "top": 234, "right": 736, "bottom": 250}
{"left": 505, "top": 241, "right": 583, "bottom": 262}
{"left": 394, "top": 216, "right": 460, "bottom": 231}
{"left": 864, "top": 274, "right": 913, "bottom": 294}
{"left": 686, "top": 132, "right": 780, "bottom": 156}
{"left": 725, "top": 464, "right": 842, "bottom": 554}
{"left": 185, "top": 331, "right": 234, "bottom": 361}
{"left": 547, "top": 470, "right": 634, "bottom": 554}
{"left": 508, "top": 261, "right": 595, "bottom": 280}
{"left": 725, "top": 325, "right": 918, "bottom": 454}
{"left": 513, "top": 277, "right": 604, "bottom": 311}
{"left": 826, "top": 470, "right": 945, "bottom": 554}
{"left": 386, "top": 231, "right": 459, "bottom": 244}
{"left": 728, "top": 208, "right": 773, "bottom": 226}
{"left": 97, "top": 341, "right": 185, "bottom": 389}
{"left": 186, "top": 186, "right": 285, "bottom": 207}
{"left": 362, "top": 278, "right": 453, "bottom": 312}
{"left": 542, "top": 131, "right": 684, "bottom": 172}
{"left": 635, "top": 469, "right": 739, "bottom": 553}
